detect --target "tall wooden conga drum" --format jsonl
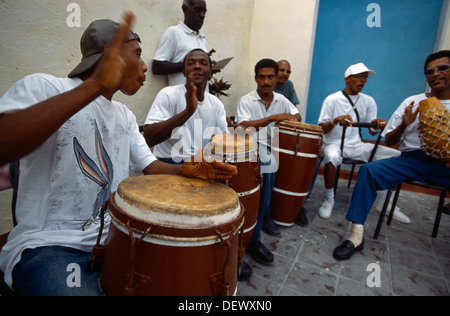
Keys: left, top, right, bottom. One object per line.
{"left": 97, "top": 175, "right": 245, "bottom": 296}
{"left": 271, "top": 121, "right": 323, "bottom": 226}
{"left": 206, "top": 133, "right": 261, "bottom": 249}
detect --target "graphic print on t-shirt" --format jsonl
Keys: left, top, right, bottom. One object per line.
{"left": 73, "top": 120, "right": 114, "bottom": 231}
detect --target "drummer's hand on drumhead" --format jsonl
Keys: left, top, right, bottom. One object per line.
{"left": 182, "top": 148, "right": 238, "bottom": 180}
{"left": 271, "top": 113, "right": 293, "bottom": 123}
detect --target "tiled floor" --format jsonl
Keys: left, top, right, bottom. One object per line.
{"left": 237, "top": 176, "right": 450, "bottom": 296}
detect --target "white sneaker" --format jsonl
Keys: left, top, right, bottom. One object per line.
{"left": 376, "top": 204, "right": 411, "bottom": 224}
{"left": 319, "top": 198, "right": 334, "bottom": 219}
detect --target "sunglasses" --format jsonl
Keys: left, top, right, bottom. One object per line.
{"left": 424, "top": 64, "right": 450, "bottom": 76}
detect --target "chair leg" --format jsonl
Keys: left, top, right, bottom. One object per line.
{"left": 432, "top": 189, "right": 446, "bottom": 238}
{"left": 347, "top": 164, "right": 356, "bottom": 188}
{"left": 373, "top": 188, "right": 395, "bottom": 240}
{"left": 334, "top": 165, "right": 341, "bottom": 196}
{"left": 387, "top": 185, "right": 402, "bottom": 226}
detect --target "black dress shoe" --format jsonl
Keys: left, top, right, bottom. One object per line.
{"left": 295, "top": 207, "right": 309, "bottom": 227}
{"left": 333, "top": 240, "right": 364, "bottom": 261}
{"left": 238, "top": 262, "right": 252, "bottom": 282}
{"left": 247, "top": 241, "right": 274, "bottom": 266}
{"left": 262, "top": 215, "right": 281, "bottom": 237}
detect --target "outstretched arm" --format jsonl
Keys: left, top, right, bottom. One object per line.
{"left": 0, "top": 12, "right": 136, "bottom": 166}
{"left": 142, "top": 148, "right": 238, "bottom": 181}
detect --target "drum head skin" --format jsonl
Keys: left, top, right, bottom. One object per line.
{"left": 208, "top": 133, "right": 257, "bottom": 155}
{"left": 115, "top": 175, "right": 241, "bottom": 229}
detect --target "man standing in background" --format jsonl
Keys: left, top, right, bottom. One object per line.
{"left": 274, "top": 60, "right": 300, "bottom": 108}
{"left": 152, "top": 0, "right": 210, "bottom": 86}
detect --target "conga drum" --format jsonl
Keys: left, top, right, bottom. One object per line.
{"left": 206, "top": 133, "right": 261, "bottom": 249}
{"left": 271, "top": 121, "right": 323, "bottom": 226}
{"left": 97, "top": 175, "right": 245, "bottom": 296}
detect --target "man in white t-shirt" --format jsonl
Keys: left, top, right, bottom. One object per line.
{"left": 152, "top": 0, "right": 210, "bottom": 86}
{"left": 333, "top": 51, "right": 450, "bottom": 261}
{"left": 144, "top": 49, "right": 228, "bottom": 163}
{"left": 236, "top": 59, "right": 301, "bottom": 267}
{"left": 0, "top": 14, "right": 236, "bottom": 296}
{"left": 317, "top": 63, "right": 403, "bottom": 221}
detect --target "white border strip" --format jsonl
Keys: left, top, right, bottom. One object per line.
{"left": 272, "top": 147, "right": 318, "bottom": 158}
{"left": 273, "top": 187, "right": 308, "bottom": 197}
{"left": 279, "top": 129, "right": 322, "bottom": 139}
{"left": 237, "top": 185, "right": 260, "bottom": 198}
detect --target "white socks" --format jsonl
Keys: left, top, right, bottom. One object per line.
{"left": 324, "top": 188, "right": 334, "bottom": 200}
{"left": 348, "top": 223, "right": 364, "bottom": 247}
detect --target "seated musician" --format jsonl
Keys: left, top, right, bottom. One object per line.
{"left": 144, "top": 49, "right": 257, "bottom": 281}
{"left": 0, "top": 14, "right": 236, "bottom": 296}
{"left": 317, "top": 62, "right": 404, "bottom": 221}
{"left": 333, "top": 51, "right": 450, "bottom": 261}
{"left": 236, "top": 58, "right": 301, "bottom": 266}
{"left": 144, "top": 48, "right": 228, "bottom": 164}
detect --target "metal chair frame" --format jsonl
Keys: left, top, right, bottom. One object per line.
{"left": 374, "top": 180, "right": 449, "bottom": 240}
{"left": 334, "top": 123, "right": 385, "bottom": 195}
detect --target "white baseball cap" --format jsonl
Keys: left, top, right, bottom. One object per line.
{"left": 345, "top": 63, "right": 376, "bottom": 78}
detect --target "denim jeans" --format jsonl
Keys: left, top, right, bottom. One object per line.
{"left": 12, "top": 246, "right": 103, "bottom": 296}
{"left": 251, "top": 145, "right": 278, "bottom": 242}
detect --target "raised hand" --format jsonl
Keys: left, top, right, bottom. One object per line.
{"left": 402, "top": 101, "right": 420, "bottom": 127}
{"left": 185, "top": 71, "right": 199, "bottom": 114}
{"left": 90, "top": 11, "right": 135, "bottom": 98}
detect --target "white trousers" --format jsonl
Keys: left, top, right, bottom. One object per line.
{"left": 323, "top": 142, "right": 401, "bottom": 168}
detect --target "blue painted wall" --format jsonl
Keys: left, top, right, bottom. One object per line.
{"left": 306, "top": 0, "right": 443, "bottom": 139}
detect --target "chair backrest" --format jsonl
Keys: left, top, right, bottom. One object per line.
{"left": 340, "top": 123, "right": 385, "bottom": 163}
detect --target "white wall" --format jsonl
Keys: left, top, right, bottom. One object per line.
{"left": 0, "top": 0, "right": 256, "bottom": 123}
{"left": 436, "top": 0, "right": 450, "bottom": 51}
{"left": 249, "top": 0, "right": 319, "bottom": 119}
{"left": 0, "top": 0, "right": 320, "bottom": 123}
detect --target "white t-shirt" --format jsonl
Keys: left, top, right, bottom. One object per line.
{"left": 153, "top": 22, "right": 209, "bottom": 86}
{"left": 0, "top": 73, "right": 157, "bottom": 287}
{"left": 318, "top": 91, "right": 378, "bottom": 147}
{"left": 145, "top": 85, "right": 228, "bottom": 161}
{"left": 236, "top": 90, "right": 299, "bottom": 145}
{"left": 383, "top": 93, "right": 450, "bottom": 152}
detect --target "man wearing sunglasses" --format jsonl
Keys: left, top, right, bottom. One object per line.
{"left": 333, "top": 50, "right": 450, "bottom": 261}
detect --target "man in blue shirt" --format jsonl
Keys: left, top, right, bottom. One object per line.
{"left": 274, "top": 60, "right": 300, "bottom": 107}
